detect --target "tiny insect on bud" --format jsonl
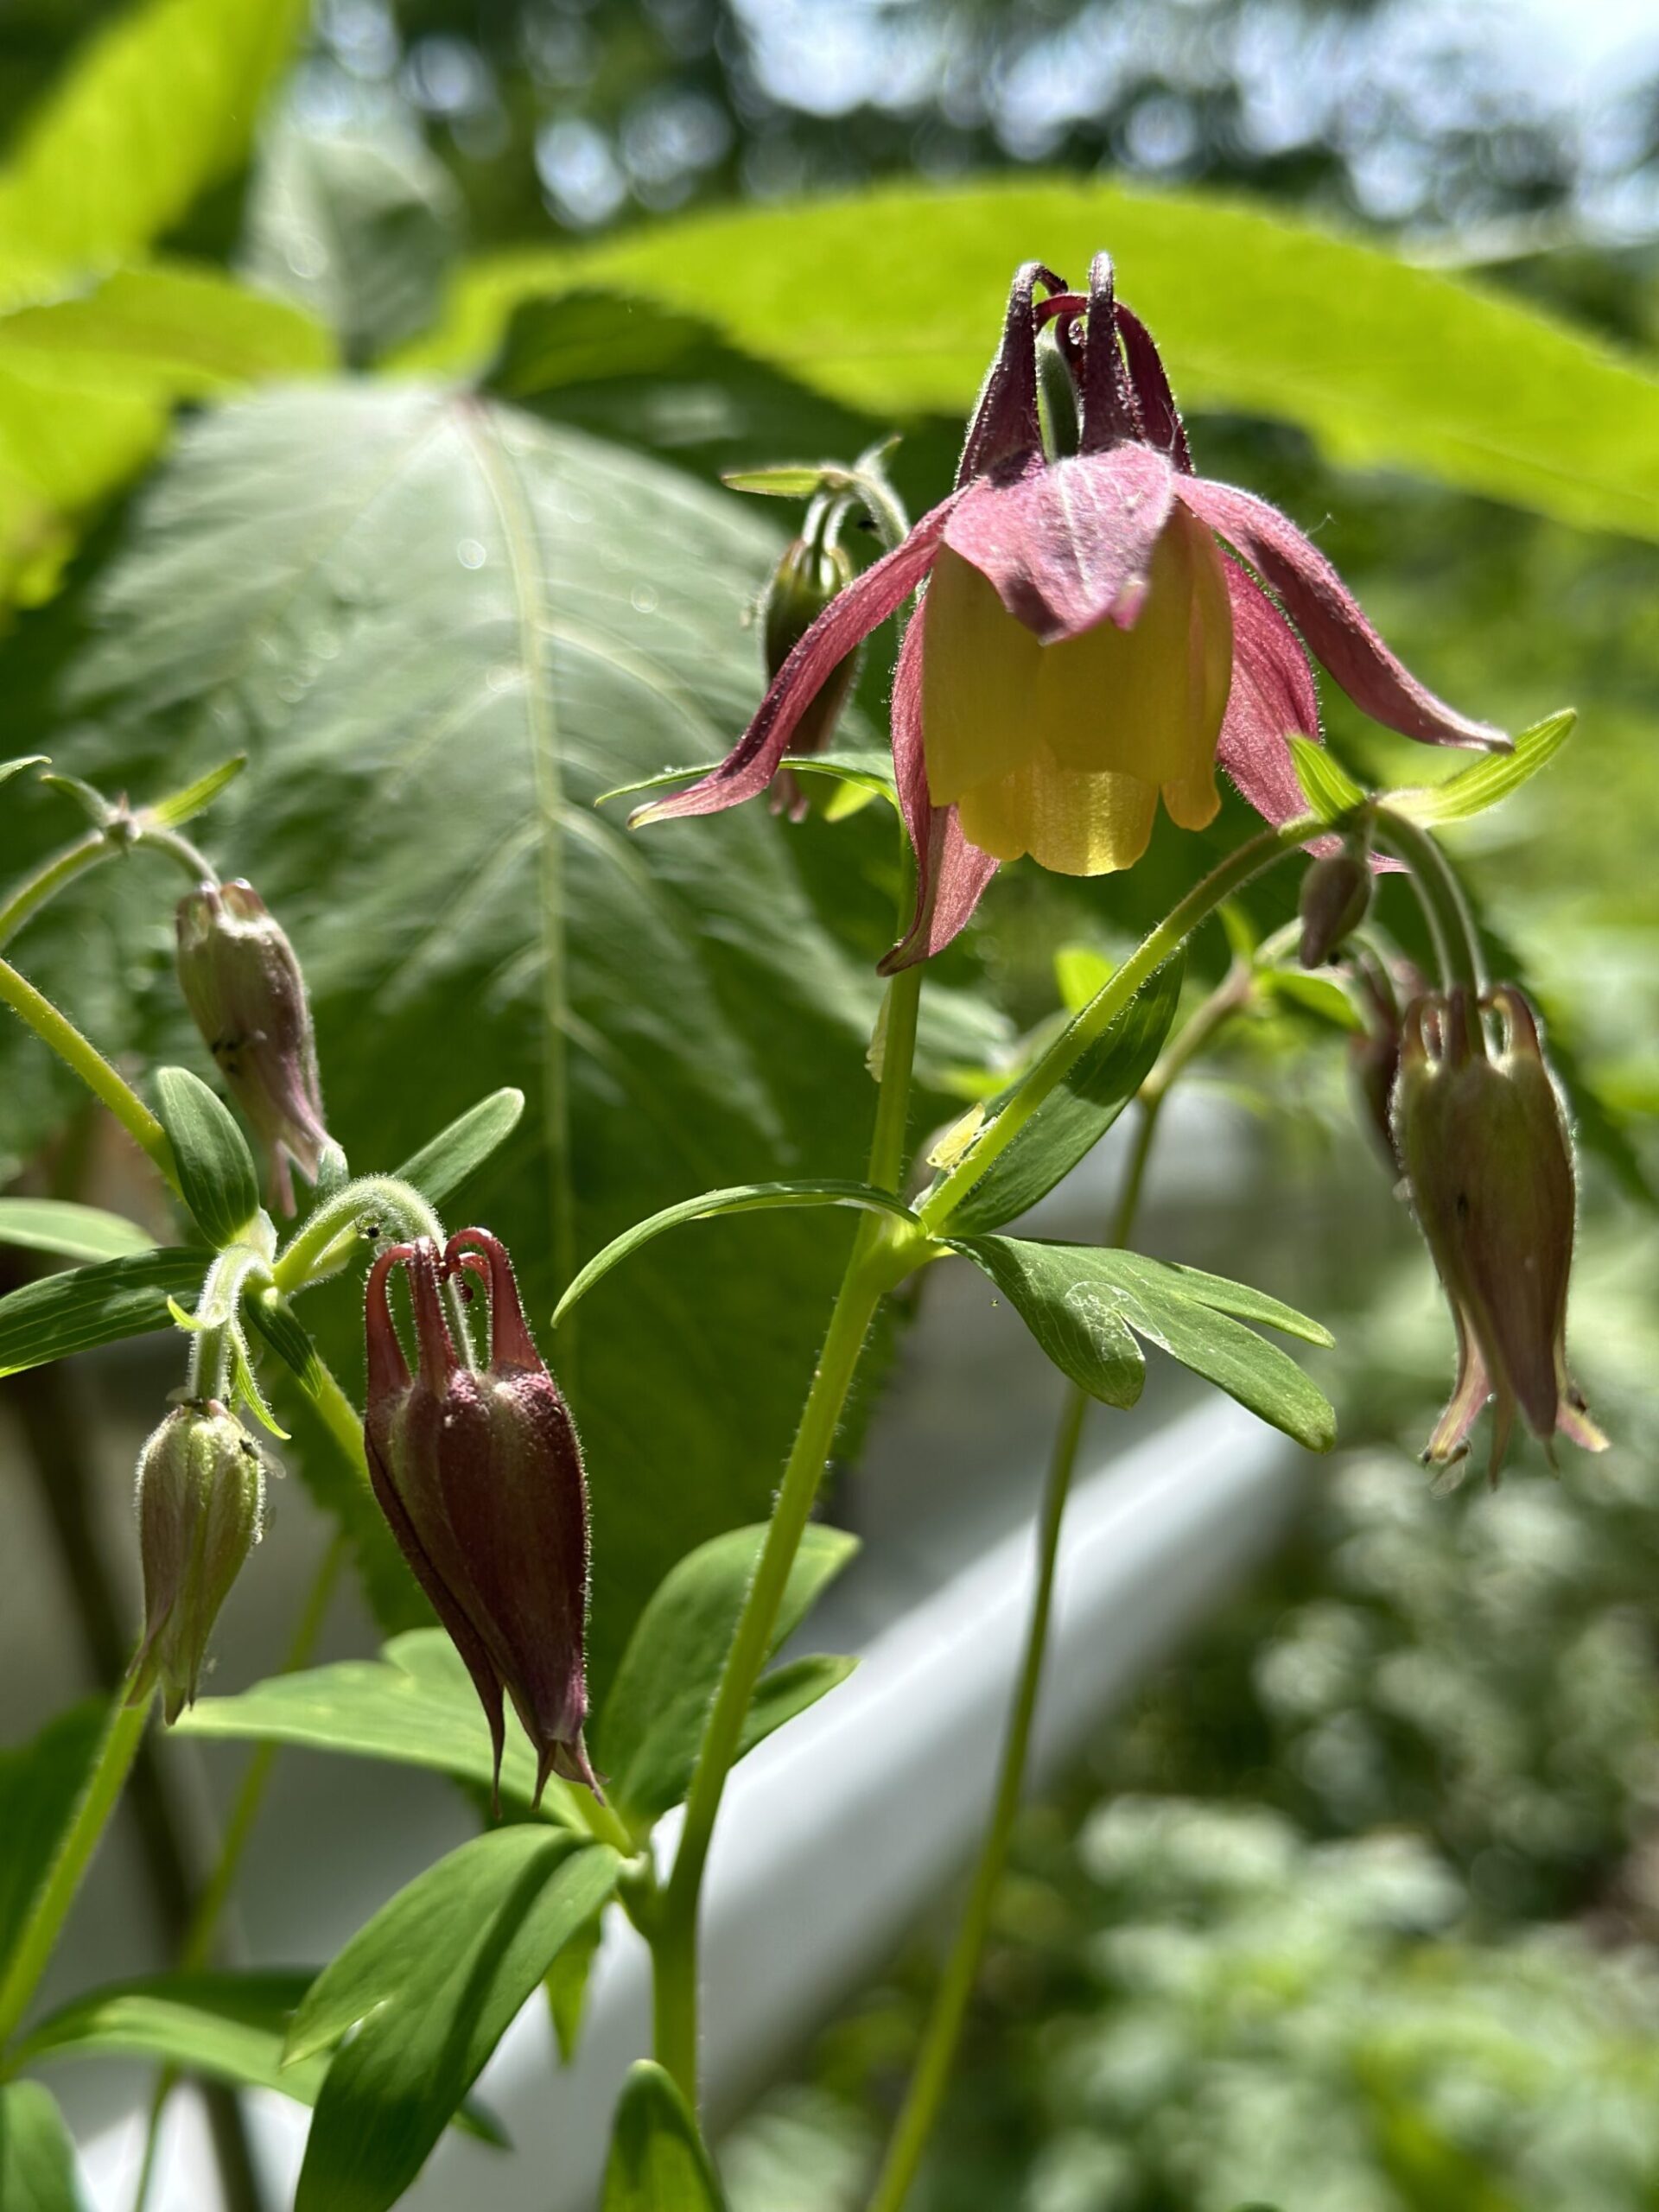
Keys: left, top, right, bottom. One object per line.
{"left": 130, "top": 1401, "right": 265, "bottom": 1723}
{"left": 175, "top": 880, "right": 329, "bottom": 1216}
{"left": 763, "top": 533, "right": 861, "bottom": 822}
{"left": 1299, "top": 842, "right": 1372, "bottom": 968}
{"left": 1393, "top": 983, "right": 1606, "bottom": 1481}
{"left": 365, "top": 1227, "right": 595, "bottom": 1808}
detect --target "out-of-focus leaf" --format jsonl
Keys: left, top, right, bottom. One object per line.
{"left": 1259, "top": 969, "right": 1364, "bottom": 1033}
{"left": 931, "top": 956, "right": 1184, "bottom": 1236}
{"left": 0, "top": 1198, "right": 151, "bottom": 1263}
{"left": 601, "top": 2061, "right": 728, "bottom": 2211}
{"left": 0, "top": 2081, "right": 83, "bottom": 2211}
{"left": 953, "top": 1236, "right": 1337, "bottom": 1449}
{"left": 594, "top": 1522, "right": 859, "bottom": 1832}
{"left": 0, "top": 385, "right": 914, "bottom": 1688}
{"left": 412, "top": 183, "right": 1659, "bottom": 543}
{"left": 289, "top": 1827, "right": 618, "bottom": 2212}
{"left": 143, "top": 750, "right": 245, "bottom": 829}
{"left": 392, "top": 1087, "right": 525, "bottom": 1210}
{"left": 153, "top": 1065, "right": 262, "bottom": 1249}
{"left": 1389, "top": 709, "right": 1575, "bottom": 826}
{"left": 240, "top": 114, "right": 461, "bottom": 366}
{"left": 0, "top": 266, "right": 332, "bottom": 395}
{"left": 0, "top": 1699, "right": 103, "bottom": 1963}
{"left": 0, "top": 756, "right": 46, "bottom": 786}
{"left": 0, "top": 1247, "right": 201, "bottom": 1376}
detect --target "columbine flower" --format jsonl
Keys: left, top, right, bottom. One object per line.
{"left": 1394, "top": 984, "right": 1606, "bottom": 1480}
{"left": 634, "top": 253, "right": 1503, "bottom": 970}
{"left": 130, "top": 1400, "right": 265, "bottom": 1723}
{"left": 365, "top": 1227, "right": 595, "bottom": 1806}
{"left": 175, "top": 880, "right": 329, "bottom": 1214}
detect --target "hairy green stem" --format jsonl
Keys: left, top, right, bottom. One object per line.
{"left": 867, "top": 957, "right": 1260, "bottom": 2212}
{"left": 0, "top": 956, "right": 178, "bottom": 1191}
{"left": 272, "top": 1176, "right": 448, "bottom": 1293}
{"left": 651, "top": 954, "right": 926, "bottom": 2104}
{"left": 0, "top": 817, "right": 217, "bottom": 955}
{"left": 0, "top": 1691, "right": 154, "bottom": 2057}
{"left": 1374, "top": 809, "right": 1484, "bottom": 1004}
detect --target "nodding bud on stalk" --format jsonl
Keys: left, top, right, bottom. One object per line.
{"left": 175, "top": 880, "right": 328, "bottom": 1215}
{"left": 364, "top": 1228, "right": 595, "bottom": 1808}
{"left": 1299, "top": 840, "right": 1372, "bottom": 968}
{"left": 1393, "top": 983, "right": 1606, "bottom": 1482}
{"left": 130, "top": 1402, "right": 265, "bottom": 1724}
{"left": 1348, "top": 952, "right": 1417, "bottom": 1173}
{"left": 763, "top": 532, "right": 860, "bottom": 822}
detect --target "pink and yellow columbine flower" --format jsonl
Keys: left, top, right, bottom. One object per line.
{"left": 635, "top": 252, "right": 1504, "bottom": 970}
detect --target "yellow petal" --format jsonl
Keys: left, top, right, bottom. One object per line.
{"left": 922, "top": 545, "right": 1044, "bottom": 804}
{"left": 957, "top": 748, "right": 1159, "bottom": 874}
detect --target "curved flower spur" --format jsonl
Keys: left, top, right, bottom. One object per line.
{"left": 364, "top": 1226, "right": 597, "bottom": 1808}
{"left": 632, "top": 253, "right": 1505, "bottom": 970}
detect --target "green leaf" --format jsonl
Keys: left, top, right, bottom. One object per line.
{"left": 553, "top": 1180, "right": 921, "bottom": 1327}
{"left": 392, "top": 1087, "right": 525, "bottom": 1210}
{"left": 0, "top": 1247, "right": 204, "bottom": 1376}
{"left": 952, "top": 1237, "right": 1337, "bottom": 1450}
{"left": 0, "top": 755, "right": 46, "bottom": 787}
{"left": 16, "top": 1971, "right": 505, "bottom": 2145}
{"left": 289, "top": 1827, "right": 619, "bottom": 2212}
{"left": 1258, "top": 969, "right": 1365, "bottom": 1033}
{"left": 1290, "top": 736, "right": 1368, "bottom": 826}
{"left": 544, "top": 1908, "right": 604, "bottom": 2066}
{"left": 0, "top": 1198, "right": 153, "bottom": 1263}
{"left": 0, "top": 2081, "right": 83, "bottom": 2212}
{"left": 0, "top": 0, "right": 308, "bottom": 284}
{"left": 601, "top": 2061, "right": 728, "bottom": 2212}
{"left": 1053, "top": 944, "right": 1116, "bottom": 1016}
{"left": 416, "top": 182, "right": 1659, "bottom": 543}
{"left": 599, "top": 745, "right": 897, "bottom": 809}
{"left": 932, "top": 956, "right": 1185, "bottom": 1236}
{"left": 1389, "top": 709, "right": 1576, "bottom": 826}
{"left": 153, "top": 1065, "right": 262, "bottom": 1249}
{"left": 0, "top": 1699, "right": 102, "bottom": 1964}
{"left": 177, "top": 1629, "right": 579, "bottom": 1821}
{"left": 594, "top": 1522, "right": 860, "bottom": 1832}
{"left": 240, "top": 113, "right": 461, "bottom": 366}
{"left": 0, "top": 386, "right": 913, "bottom": 1688}
{"left": 0, "top": 266, "right": 333, "bottom": 395}
{"left": 143, "top": 751, "right": 245, "bottom": 829}
{"left": 721, "top": 466, "right": 836, "bottom": 497}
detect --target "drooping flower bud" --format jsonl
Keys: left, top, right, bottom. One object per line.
{"left": 1393, "top": 983, "right": 1606, "bottom": 1480}
{"left": 130, "top": 1401, "right": 265, "bottom": 1723}
{"left": 364, "top": 1227, "right": 595, "bottom": 1807}
{"left": 763, "top": 531, "right": 861, "bottom": 822}
{"left": 1347, "top": 952, "right": 1418, "bottom": 1172}
{"left": 1299, "top": 841, "right": 1372, "bottom": 968}
{"left": 175, "top": 880, "right": 328, "bottom": 1216}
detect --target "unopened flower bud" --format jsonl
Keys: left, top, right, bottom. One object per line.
{"left": 365, "top": 1227, "right": 595, "bottom": 1807}
{"left": 1299, "top": 842, "right": 1372, "bottom": 968}
{"left": 1347, "top": 953, "right": 1418, "bottom": 1173}
{"left": 131, "top": 1402, "right": 265, "bottom": 1723}
{"left": 175, "top": 880, "right": 328, "bottom": 1216}
{"left": 1393, "top": 983, "right": 1605, "bottom": 1479}
{"left": 763, "top": 534, "right": 860, "bottom": 821}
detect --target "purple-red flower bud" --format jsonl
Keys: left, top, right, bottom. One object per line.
{"left": 130, "top": 1400, "right": 265, "bottom": 1724}
{"left": 763, "top": 534, "right": 861, "bottom": 822}
{"left": 364, "top": 1227, "right": 595, "bottom": 1807}
{"left": 175, "top": 880, "right": 329, "bottom": 1215}
{"left": 1393, "top": 983, "right": 1606, "bottom": 1480}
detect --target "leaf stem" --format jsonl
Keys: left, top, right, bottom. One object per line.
{"left": 0, "top": 817, "right": 216, "bottom": 956}
{"left": 1374, "top": 808, "right": 1484, "bottom": 1003}
{"left": 0, "top": 956, "right": 178, "bottom": 1192}
{"left": 651, "top": 953, "right": 927, "bottom": 2105}
{"left": 0, "top": 1689, "right": 155, "bottom": 2060}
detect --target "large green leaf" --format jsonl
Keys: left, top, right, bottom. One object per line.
{"left": 601, "top": 2062, "right": 728, "bottom": 2211}
{"left": 0, "top": 265, "right": 332, "bottom": 395}
{"left": 412, "top": 181, "right": 1659, "bottom": 542}
{"left": 289, "top": 1827, "right": 618, "bottom": 2212}
{"left": 0, "top": 1700, "right": 103, "bottom": 1965}
{"left": 0, "top": 1198, "right": 152, "bottom": 1263}
{"left": 594, "top": 1522, "right": 859, "bottom": 1832}
{"left": 952, "top": 1237, "right": 1338, "bottom": 1450}
{"left": 0, "top": 2082, "right": 83, "bottom": 2212}
{"left": 0, "top": 385, "right": 903, "bottom": 1688}
{"left": 0, "top": 1247, "right": 201, "bottom": 1376}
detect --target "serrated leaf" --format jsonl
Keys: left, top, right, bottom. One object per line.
{"left": 0, "top": 1246, "right": 204, "bottom": 1376}
{"left": 1389, "top": 709, "right": 1575, "bottom": 827}
{"left": 1290, "top": 736, "right": 1368, "bottom": 826}
{"left": 0, "top": 386, "right": 911, "bottom": 1688}
{"left": 594, "top": 1522, "right": 859, "bottom": 1833}
{"left": 0, "top": 1198, "right": 153, "bottom": 1263}
{"left": 153, "top": 1065, "right": 262, "bottom": 1249}
{"left": 0, "top": 2081, "right": 83, "bottom": 2212}
{"left": 177, "top": 1628, "right": 582, "bottom": 1823}
{"left": 413, "top": 181, "right": 1659, "bottom": 543}
{"left": 932, "top": 957, "right": 1184, "bottom": 1236}
{"left": 601, "top": 2062, "right": 728, "bottom": 2211}
{"left": 290, "top": 1828, "right": 618, "bottom": 2212}
{"left": 952, "top": 1237, "right": 1337, "bottom": 1450}
{"left": 553, "top": 1180, "right": 920, "bottom": 1327}
{"left": 392, "top": 1087, "right": 525, "bottom": 1210}
{"left": 0, "top": 1699, "right": 103, "bottom": 1964}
